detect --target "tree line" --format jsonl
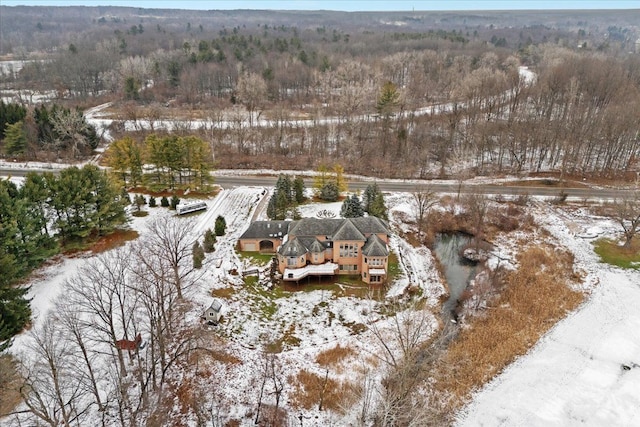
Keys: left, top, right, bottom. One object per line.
{"left": 107, "top": 134, "right": 213, "bottom": 190}
{"left": 0, "top": 165, "right": 127, "bottom": 348}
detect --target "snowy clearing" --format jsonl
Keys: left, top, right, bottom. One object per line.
{"left": 455, "top": 204, "right": 640, "bottom": 426}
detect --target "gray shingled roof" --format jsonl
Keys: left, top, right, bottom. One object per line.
{"left": 350, "top": 216, "right": 389, "bottom": 236}
{"left": 332, "top": 219, "right": 366, "bottom": 241}
{"left": 242, "top": 217, "right": 389, "bottom": 244}
{"left": 288, "top": 218, "right": 343, "bottom": 238}
{"left": 362, "top": 234, "right": 389, "bottom": 257}
{"left": 308, "top": 239, "right": 326, "bottom": 253}
{"left": 278, "top": 238, "right": 308, "bottom": 257}
{"left": 239, "top": 221, "right": 290, "bottom": 240}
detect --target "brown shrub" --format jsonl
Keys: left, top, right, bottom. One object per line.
{"left": 435, "top": 245, "right": 585, "bottom": 410}
{"left": 315, "top": 344, "right": 356, "bottom": 367}
{"left": 0, "top": 355, "right": 22, "bottom": 417}
{"left": 288, "top": 369, "right": 360, "bottom": 413}
{"left": 90, "top": 229, "right": 139, "bottom": 253}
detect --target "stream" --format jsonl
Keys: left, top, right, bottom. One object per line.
{"left": 433, "top": 233, "right": 478, "bottom": 316}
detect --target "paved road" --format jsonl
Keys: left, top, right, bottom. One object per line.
{"left": 1, "top": 167, "right": 632, "bottom": 201}
{"left": 212, "top": 175, "right": 632, "bottom": 201}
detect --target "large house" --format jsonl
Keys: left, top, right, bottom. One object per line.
{"left": 238, "top": 217, "right": 390, "bottom": 284}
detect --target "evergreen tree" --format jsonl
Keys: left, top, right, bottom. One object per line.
{"left": 341, "top": 194, "right": 365, "bottom": 218}
{"left": 0, "top": 100, "right": 27, "bottom": 138}
{"left": 170, "top": 195, "right": 180, "bottom": 209}
{"left": 275, "top": 174, "right": 293, "bottom": 204}
{"left": 160, "top": 196, "right": 169, "bottom": 207}
{"left": 3, "top": 121, "right": 27, "bottom": 156}
{"left": 369, "top": 193, "right": 388, "bottom": 220}
{"left": 215, "top": 215, "right": 226, "bottom": 236}
{"left": 133, "top": 194, "right": 146, "bottom": 212}
{"left": 364, "top": 183, "right": 388, "bottom": 219}
{"left": 0, "top": 246, "right": 30, "bottom": 346}
{"left": 376, "top": 81, "right": 400, "bottom": 117}
{"left": 203, "top": 229, "right": 216, "bottom": 252}
{"left": 363, "top": 183, "right": 378, "bottom": 213}
{"left": 192, "top": 241, "right": 205, "bottom": 269}
{"left": 149, "top": 196, "right": 157, "bottom": 207}
{"left": 293, "top": 176, "right": 306, "bottom": 204}
{"left": 83, "top": 165, "right": 128, "bottom": 236}
{"left": 46, "top": 166, "right": 127, "bottom": 242}
{"left": 0, "top": 281, "right": 31, "bottom": 344}
{"left": 266, "top": 194, "right": 277, "bottom": 220}
{"left": 319, "top": 182, "right": 339, "bottom": 202}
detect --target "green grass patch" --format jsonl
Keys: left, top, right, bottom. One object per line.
{"left": 594, "top": 238, "right": 640, "bottom": 269}
{"left": 237, "top": 251, "right": 275, "bottom": 266}
{"left": 387, "top": 251, "right": 401, "bottom": 281}
{"left": 242, "top": 276, "right": 281, "bottom": 319}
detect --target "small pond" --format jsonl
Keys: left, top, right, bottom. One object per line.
{"left": 433, "top": 233, "right": 478, "bottom": 315}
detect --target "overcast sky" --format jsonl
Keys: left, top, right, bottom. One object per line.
{"left": 2, "top": 0, "right": 638, "bottom": 11}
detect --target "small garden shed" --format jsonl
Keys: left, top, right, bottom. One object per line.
{"left": 203, "top": 299, "right": 223, "bottom": 325}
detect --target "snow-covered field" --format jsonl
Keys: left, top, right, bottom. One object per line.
{"left": 456, "top": 204, "right": 640, "bottom": 426}
{"left": 2, "top": 180, "right": 639, "bottom": 426}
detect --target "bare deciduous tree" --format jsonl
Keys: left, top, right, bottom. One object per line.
{"left": 145, "top": 217, "right": 198, "bottom": 299}
{"left": 236, "top": 71, "right": 267, "bottom": 127}
{"left": 19, "top": 322, "right": 90, "bottom": 427}
{"left": 611, "top": 189, "right": 640, "bottom": 247}
{"left": 411, "top": 186, "right": 438, "bottom": 236}
{"left": 367, "top": 302, "right": 437, "bottom": 425}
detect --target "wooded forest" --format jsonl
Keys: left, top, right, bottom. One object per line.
{"left": 0, "top": 5, "right": 639, "bottom": 426}
{"left": 0, "top": 6, "right": 639, "bottom": 179}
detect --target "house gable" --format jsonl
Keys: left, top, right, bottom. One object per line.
{"left": 332, "top": 219, "right": 366, "bottom": 241}
{"left": 362, "top": 234, "right": 389, "bottom": 257}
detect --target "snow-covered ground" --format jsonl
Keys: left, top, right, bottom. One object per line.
{"left": 3, "top": 179, "right": 639, "bottom": 426}
{"left": 2, "top": 185, "right": 444, "bottom": 426}
{"left": 456, "top": 204, "right": 640, "bottom": 426}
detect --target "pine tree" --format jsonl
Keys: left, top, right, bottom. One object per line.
{"left": 3, "top": 121, "right": 27, "bottom": 156}
{"left": 160, "top": 196, "right": 169, "bottom": 207}
{"left": 275, "top": 174, "right": 293, "bottom": 204}
{"left": 364, "top": 183, "right": 378, "bottom": 213}
{"left": 0, "top": 100, "right": 27, "bottom": 138}
{"left": 266, "top": 194, "right": 278, "bottom": 220}
{"left": 133, "top": 194, "right": 146, "bottom": 212}
{"left": 341, "top": 194, "right": 364, "bottom": 218}
{"left": 170, "top": 195, "right": 180, "bottom": 209}
{"left": 215, "top": 215, "right": 226, "bottom": 236}
{"left": 319, "top": 182, "right": 339, "bottom": 202}
{"left": 192, "top": 241, "right": 205, "bottom": 268}
{"left": 369, "top": 193, "right": 389, "bottom": 220}
{"left": 293, "top": 176, "right": 306, "bottom": 204}
{"left": 203, "top": 229, "right": 216, "bottom": 252}
{"left": 364, "top": 183, "right": 388, "bottom": 220}
{"left": 0, "top": 245, "right": 31, "bottom": 345}
{"left": 83, "top": 165, "right": 128, "bottom": 236}
{"left": 149, "top": 196, "right": 157, "bottom": 207}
